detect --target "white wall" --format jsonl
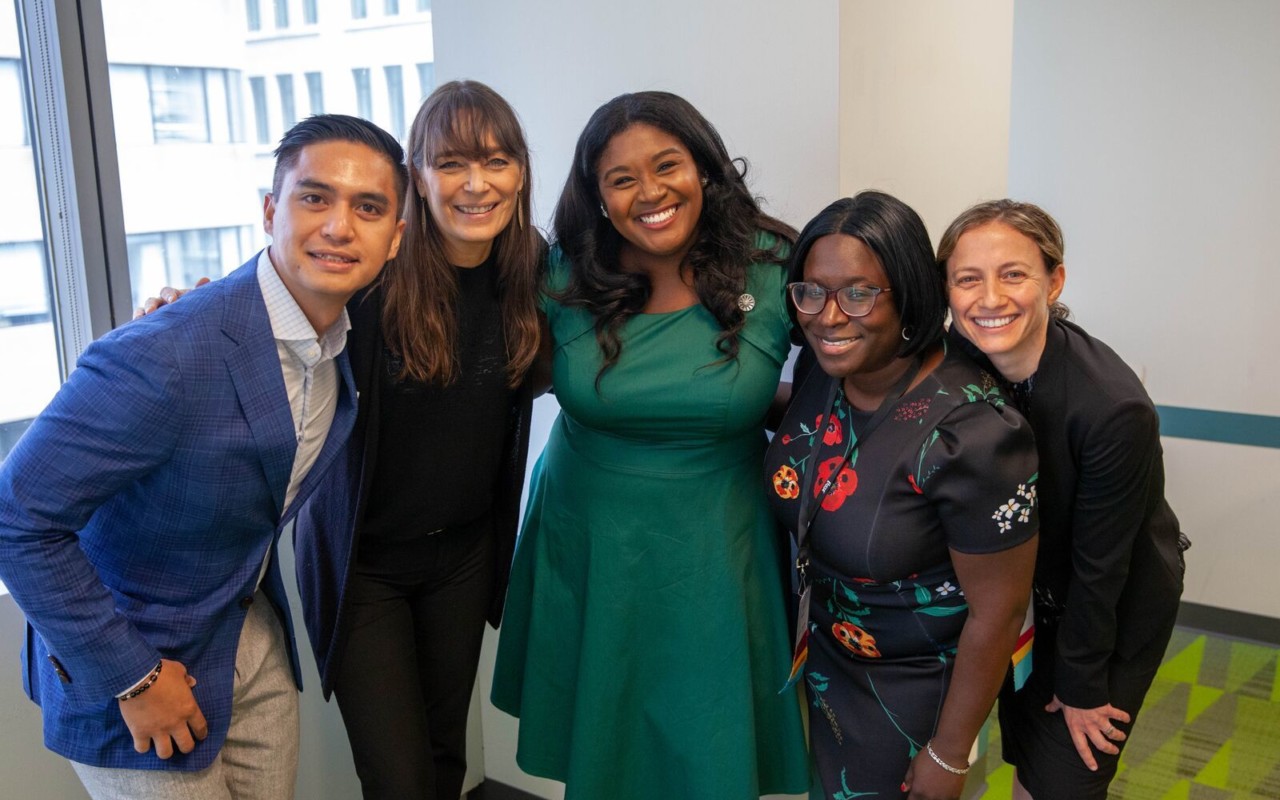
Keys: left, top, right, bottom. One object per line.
{"left": 839, "top": 0, "right": 1015, "bottom": 243}
{"left": 432, "top": 1, "right": 841, "bottom": 795}
{"left": 1007, "top": 1, "right": 1280, "bottom": 618}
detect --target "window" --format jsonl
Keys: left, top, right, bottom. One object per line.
{"left": 305, "top": 71, "right": 324, "bottom": 115}
{"left": 0, "top": 20, "right": 61, "bottom": 466}
{"left": 126, "top": 227, "right": 253, "bottom": 299}
{"left": 277, "top": 73, "right": 297, "bottom": 129}
{"left": 249, "top": 76, "right": 270, "bottom": 143}
{"left": 417, "top": 0, "right": 431, "bottom": 11}
{"left": 352, "top": 0, "right": 368, "bottom": 20}
{"left": 385, "top": 65, "right": 404, "bottom": 139}
{"left": 416, "top": 62, "right": 434, "bottom": 100}
{"left": 353, "top": 68, "right": 372, "bottom": 120}
{"left": 303, "top": 0, "right": 318, "bottom": 25}
{"left": 246, "top": 0, "right": 262, "bottom": 32}
{"left": 1, "top": 58, "right": 30, "bottom": 147}
{"left": 386, "top": 0, "right": 400, "bottom": 15}
{"left": 147, "top": 66, "right": 210, "bottom": 142}
{"left": 274, "top": 0, "right": 289, "bottom": 29}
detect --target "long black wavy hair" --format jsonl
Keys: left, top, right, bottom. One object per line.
{"left": 552, "top": 91, "right": 795, "bottom": 383}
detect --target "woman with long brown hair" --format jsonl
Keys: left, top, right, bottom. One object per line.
{"left": 293, "top": 80, "right": 543, "bottom": 799}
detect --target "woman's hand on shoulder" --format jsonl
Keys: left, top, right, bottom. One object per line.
{"left": 132, "top": 277, "right": 210, "bottom": 319}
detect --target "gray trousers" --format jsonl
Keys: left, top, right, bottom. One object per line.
{"left": 72, "top": 593, "right": 300, "bottom": 800}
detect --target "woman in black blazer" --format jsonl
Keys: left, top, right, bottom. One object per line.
{"left": 937, "top": 200, "right": 1186, "bottom": 800}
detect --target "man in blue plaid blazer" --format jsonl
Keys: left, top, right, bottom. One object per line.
{"left": 0, "top": 115, "right": 405, "bottom": 798}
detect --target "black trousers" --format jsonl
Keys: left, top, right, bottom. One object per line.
{"left": 332, "top": 516, "right": 495, "bottom": 800}
{"left": 998, "top": 611, "right": 1177, "bottom": 800}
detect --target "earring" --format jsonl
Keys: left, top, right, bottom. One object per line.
{"left": 700, "top": 176, "right": 708, "bottom": 187}
{"left": 516, "top": 192, "right": 525, "bottom": 230}
{"left": 600, "top": 203, "right": 609, "bottom": 219}
{"left": 901, "top": 327, "right": 913, "bottom": 341}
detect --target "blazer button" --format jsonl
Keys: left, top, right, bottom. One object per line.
{"left": 239, "top": 596, "right": 254, "bottom": 609}
{"left": 47, "top": 654, "right": 72, "bottom": 683}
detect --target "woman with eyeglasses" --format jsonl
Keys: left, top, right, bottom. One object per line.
{"left": 938, "top": 199, "right": 1186, "bottom": 800}
{"left": 765, "top": 192, "right": 1040, "bottom": 799}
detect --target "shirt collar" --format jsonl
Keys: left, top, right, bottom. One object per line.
{"left": 256, "top": 249, "right": 352, "bottom": 366}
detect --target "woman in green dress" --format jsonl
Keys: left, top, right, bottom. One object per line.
{"left": 490, "top": 91, "right": 809, "bottom": 799}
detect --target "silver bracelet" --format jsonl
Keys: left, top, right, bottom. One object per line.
{"left": 926, "top": 740, "right": 970, "bottom": 775}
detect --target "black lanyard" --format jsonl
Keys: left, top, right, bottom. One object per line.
{"left": 783, "top": 356, "right": 923, "bottom": 689}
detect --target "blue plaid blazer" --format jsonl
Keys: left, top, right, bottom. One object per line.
{"left": 0, "top": 257, "right": 357, "bottom": 770}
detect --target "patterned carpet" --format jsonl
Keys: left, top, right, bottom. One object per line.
{"left": 972, "top": 628, "right": 1280, "bottom": 799}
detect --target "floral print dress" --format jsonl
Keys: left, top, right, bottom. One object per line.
{"left": 766, "top": 345, "right": 1038, "bottom": 798}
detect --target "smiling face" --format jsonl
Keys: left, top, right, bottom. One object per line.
{"left": 945, "top": 220, "right": 1066, "bottom": 381}
{"left": 596, "top": 123, "right": 704, "bottom": 267}
{"left": 264, "top": 139, "right": 405, "bottom": 332}
{"left": 799, "top": 234, "right": 908, "bottom": 408}
{"left": 419, "top": 131, "right": 524, "bottom": 267}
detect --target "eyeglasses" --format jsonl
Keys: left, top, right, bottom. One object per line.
{"left": 787, "top": 282, "right": 892, "bottom": 318}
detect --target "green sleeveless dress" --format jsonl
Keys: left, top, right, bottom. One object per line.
{"left": 491, "top": 244, "right": 809, "bottom": 799}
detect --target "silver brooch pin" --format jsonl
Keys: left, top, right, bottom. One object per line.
{"left": 737, "top": 293, "right": 756, "bottom": 312}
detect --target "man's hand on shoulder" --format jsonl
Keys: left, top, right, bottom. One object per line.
{"left": 117, "top": 658, "right": 208, "bottom": 759}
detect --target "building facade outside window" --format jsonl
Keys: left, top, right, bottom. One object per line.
{"left": 277, "top": 73, "right": 297, "bottom": 129}
{"left": 147, "top": 66, "right": 209, "bottom": 142}
{"left": 416, "top": 61, "right": 434, "bottom": 101}
{"left": 353, "top": 67, "right": 372, "bottom": 120}
{"left": 385, "top": 64, "right": 404, "bottom": 139}
{"left": 386, "top": 0, "right": 400, "bottom": 15}
{"left": 352, "top": 0, "right": 368, "bottom": 20}
{"left": 246, "top": 0, "right": 262, "bottom": 32}
{"left": 273, "top": 0, "right": 289, "bottom": 29}
{"left": 306, "top": 71, "right": 323, "bottom": 115}
{"left": 303, "top": 0, "right": 318, "bottom": 25}
{"left": 249, "top": 75, "right": 270, "bottom": 143}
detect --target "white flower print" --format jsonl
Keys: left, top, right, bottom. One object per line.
{"left": 935, "top": 581, "right": 957, "bottom": 597}
{"left": 998, "top": 499, "right": 1021, "bottom": 519}
{"left": 998, "top": 519, "right": 1012, "bottom": 533}
{"left": 1018, "top": 507, "right": 1032, "bottom": 524}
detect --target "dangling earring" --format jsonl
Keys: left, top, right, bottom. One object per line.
{"left": 600, "top": 203, "right": 609, "bottom": 219}
{"left": 516, "top": 191, "right": 525, "bottom": 230}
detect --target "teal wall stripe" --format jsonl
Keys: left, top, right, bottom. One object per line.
{"left": 1157, "top": 405, "right": 1280, "bottom": 449}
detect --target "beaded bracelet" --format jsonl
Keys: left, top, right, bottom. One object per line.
{"left": 925, "top": 740, "right": 970, "bottom": 775}
{"left": 119, "top": 661, "right": 163, "bottom": 701}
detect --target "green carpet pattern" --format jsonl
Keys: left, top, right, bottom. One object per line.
{"left": 972, "top": 628, "right": 1280, "bottom": 799}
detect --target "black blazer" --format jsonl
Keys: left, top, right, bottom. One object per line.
{"left": 952, "top": 318, "right": 1184, "bottom": 708}
{"left": 294, "top": 285, "right": 535, "bottom": 695}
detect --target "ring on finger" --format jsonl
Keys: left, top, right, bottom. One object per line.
{"left": 1103, "top": 726, "right": 1116, "bottom": 736}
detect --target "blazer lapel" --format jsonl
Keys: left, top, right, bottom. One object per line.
{"left": 282, "top": 349, "right": 358, "bottom": 522}
{"left": 222, "top": 259, "right": 296, "bottom": 517}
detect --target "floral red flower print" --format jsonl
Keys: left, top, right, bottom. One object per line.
{"left": 772, "top": 464, "right": 800, "bottom": 500}
{"left": 832, "top": 621, "right": 881, "bottom": 658}
{"left": 823, "top": 414, "right": 843, "bottom": 446}
{"left": 814, "top": 456, "right": 857, "bottom": 511}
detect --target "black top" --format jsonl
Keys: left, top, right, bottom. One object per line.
{"left": 360, "top": 254, "right": 515, "bottom": 541}
{"left": 949, "top": 318, "right": 1185, "bottom": 708}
